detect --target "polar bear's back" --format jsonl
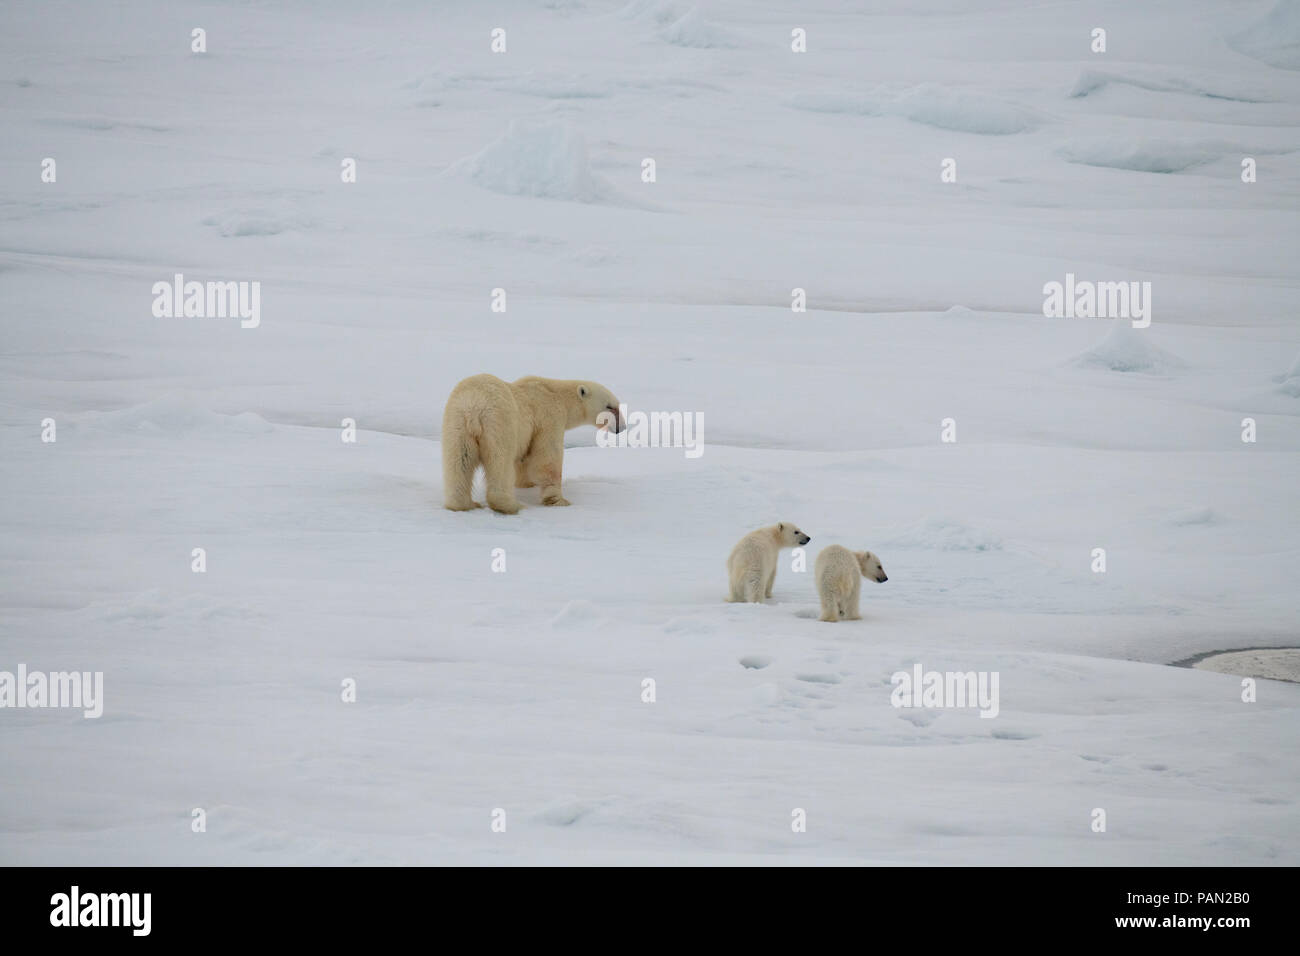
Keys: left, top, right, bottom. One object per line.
{"left": 443, "top": 374, "right": 530, "bottom": 450}
{"left": 815, "top": 545, "right": 859, "bottom": 598}
{"left": 728, "top": 526, "right": 778, "bottom": 574}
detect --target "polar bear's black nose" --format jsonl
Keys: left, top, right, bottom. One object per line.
{"left": 800, "top": 535, "right": 810, "bottom": 544}
{"left": 879, "top": 574, "right": 888, "bottom": 582}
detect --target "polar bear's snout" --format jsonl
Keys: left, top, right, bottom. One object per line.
{"left": 605, "top": 404, "right": 625, "bottom": 433}
{"left": 594, "top": 402, "right": 625, "bottom": 433}
{"left": 797, "top": 533, "right": 811, "bottom": 545}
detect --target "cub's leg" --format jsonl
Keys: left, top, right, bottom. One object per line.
{"left": 818, "top": 590, "right": 838, "bottom": 622}
{"left": 845, "top": 580, "right": 863, "bottom": 621}
{"left": 726, "top": 560, "right": 744, "bottom": 602}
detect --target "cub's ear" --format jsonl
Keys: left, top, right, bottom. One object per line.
{"left": 778, "top": 523, "right": 785, "bottom": 532}
{"left": 578, "top": 385, "right": 589, "bottom": 399}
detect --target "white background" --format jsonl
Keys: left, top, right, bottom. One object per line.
{"left": 1, "top": 0, "right": 1298, "bottom": 864}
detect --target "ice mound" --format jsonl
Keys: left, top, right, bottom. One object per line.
{"left": 1275, "top": 350, "right": 1300, "bottom": 396}
{"left": 1166, "top": 506, "right": 1221, "bottom": 527}
{"left": 789, "top": 84, "right": 1041, "bottom": 134}
{"left": 448, "top": 120, "right": 620, "bottom": 203}
{"left": 660, "top": 7, "right": 739, "bottom": 48}
{"left": 1229, "top": 0, "right": 1300, "bottom": 70}
{"left": 202, "top": 209, "right": 312, "bottom": 238}
{"left": 885, "top": 517, "right": 1003, "bottom": 552}
{"left": 1070, "top": 319, "right": 1183, "bottom": 374}
{"left": 1068, "top": 70, "right": 1270, "bottom": 103}
{"left": 620, "top": 0, "right": 689, "bottom": 25}
{"left": 1069, "top": 70, "right": 1168, "bottom": 98}
{"left": 891, "top": 84, "right": 1041, "bottom": 134}
{"left": 80, "top": 396, "right": 274, "bottom": 436}
{"left": 1058, "top": 139, "right": 1225, "bottom": 173}
{"left": 533, "top": 801, "right": 599, "bottom": 827}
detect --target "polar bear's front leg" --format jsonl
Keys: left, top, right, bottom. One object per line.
{"left": 764, "top": 566, "right": 776, "bottom": 599}
{"left": 539, "top": 466, "right": 570, "bottom": 507}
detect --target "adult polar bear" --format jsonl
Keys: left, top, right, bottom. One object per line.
{"left": 442, "top": 374, "right": 624, "bottom": 514}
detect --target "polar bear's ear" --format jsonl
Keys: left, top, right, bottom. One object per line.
{"left": 778, "top": 523, "right": 785, "bottom": 532}
{"left": 578, "top": 385, "right": 589, "bottom": 398}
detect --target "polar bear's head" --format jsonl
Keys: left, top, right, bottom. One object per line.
{"left": 776, "top": 522, "right": 811, "bottom": 547}
{"left": 856, "top": 551, "right": 888, "bottom": 583}
{"left": 578, "top": 382, "right": 624, "bottom": 433}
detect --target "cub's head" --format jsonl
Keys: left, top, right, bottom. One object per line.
{"left": 856, "top": 551, "right": 888, "bottom": 583}
{"left": 776, "top": 522, "right": 811, "bottom": 547}
{"left": 579, "top": 382, "right": 624, "bottom": 433}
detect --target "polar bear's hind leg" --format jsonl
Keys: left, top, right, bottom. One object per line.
{"left": 481, "top": 443, "right": 521, "bottom": 514}
{"left": 443, "top": 433, "right": 483, "bottom": 511}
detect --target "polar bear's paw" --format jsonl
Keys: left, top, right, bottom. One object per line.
{"left": 542, "top": 494, "right": 572, "bottom": 507}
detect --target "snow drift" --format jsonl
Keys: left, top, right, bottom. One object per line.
{"left": 1229, "top": 0, "right": 1300, "bottom": 70}
{"left": 77, "top": 396, "right": 274, "bottom": 437}
{"left": 1070, "top": 319, "right": 1184, "bottom": 374}
{"left": 659, "top": 8, "right": 739, "bottom": 49}
{"left": 447, "top": 121, "right": 621, "bottom": 203}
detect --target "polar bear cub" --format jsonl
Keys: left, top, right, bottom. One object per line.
{"left": 815, "top": 545, "right": 887, "bottom": 622}
{"left": 726, "top": 523, "right": 811, "bottom": 603}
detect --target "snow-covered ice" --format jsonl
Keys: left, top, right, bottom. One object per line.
{"left": 1, "top": 0, "right": 1298, "bottom": 865}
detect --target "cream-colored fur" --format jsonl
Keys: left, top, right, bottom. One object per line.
{"left": 441, "top": 373, "right": 622, "bottom": 514}
{"left": 726, "top": 522, "right": 811, "bottom": 603}
{"left": 815, "top": 545, "right": 887, "bottom": 622}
